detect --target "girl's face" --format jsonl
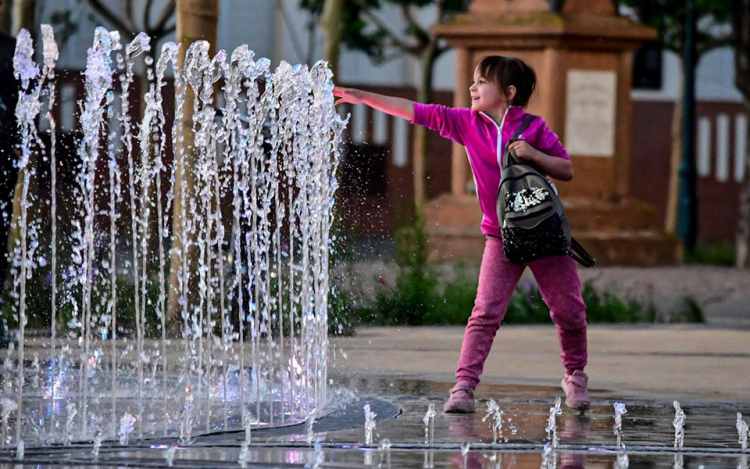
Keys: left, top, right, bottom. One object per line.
{"left": 469, "top": 68, "right": 505, "bottom": 113}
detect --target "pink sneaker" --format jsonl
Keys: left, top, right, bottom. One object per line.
{"left": 443, "top": 382, "right": 475, "bottom": 413}
{"left": 561, "top": 370, "right": 590, "bottom": 411}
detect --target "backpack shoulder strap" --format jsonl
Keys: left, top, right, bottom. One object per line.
{"left": 503, "top": 115, "right": 536, "bottom": 168}
{"left": 510, "top": 115, "right": 536, "bottom": 142}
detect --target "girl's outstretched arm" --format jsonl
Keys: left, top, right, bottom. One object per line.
{"left": 333, "top": 86, "right": 414, "bottom": 121}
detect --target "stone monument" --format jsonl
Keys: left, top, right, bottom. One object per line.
{"left": 426, "top": 0, "right": 681, "bottom": 265}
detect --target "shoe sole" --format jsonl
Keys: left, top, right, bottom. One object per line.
{"left": 565, "top": 401, "right": 590, "bottom": 411}
{"left": 444, "top": 406, "right": 475, "bottom": 414}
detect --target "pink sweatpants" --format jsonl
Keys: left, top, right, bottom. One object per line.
{"left": 456, "top": 236, "right": 587, "bottom": 388}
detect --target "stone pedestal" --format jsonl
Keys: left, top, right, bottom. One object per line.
{"left": 427, "top": 0, "right": 681, "bottom": 265}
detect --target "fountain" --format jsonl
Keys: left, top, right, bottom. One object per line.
{"left": 2, "top": 25, "right": 346, "bottom": 446}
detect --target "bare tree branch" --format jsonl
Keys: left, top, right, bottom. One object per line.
{"left": 400, "top": 3, "right": 429, "bottom": 47}
{"left": 126, "top": 0, "right": 136, "bottom": 30}
{"left": 144, "top": 0, "right": 157, "bottom": 31}
{"left": 275, "top": 0, "right": 306, "bottom": 63}
{"left": 349, "top": 0, "right": 420, "bottom": 55}
{"left": 154, "top": 0, "right": 176, "bottom": 33}
{"left": 87, "top": 0, "right": 136, "bottom": 35}
{"left": 697, "top": 31, "right": 734, "bottom": 56}
{"left": 162, "top": 22, "right": 176, "bottom": 36}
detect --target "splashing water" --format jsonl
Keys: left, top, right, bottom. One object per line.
{"left": 483, "top": 399, "right": 504, "bottom": 444}
{"left": 673, "top": 401, "right": 686, "bottom": 450}
{"left": 545, "top": 397, "right": 563, "bottom": 448}
{"left": 364, "top": 403, "right": 377, "bottom": 445}
{"left": 2, "top": 25, "right": 346, "bottom": 447}
{"left": 738, "top": 413, "right": 748, "bottom": 452}
{"left": 614, "top": 402, "right": 627, "bottom": 448}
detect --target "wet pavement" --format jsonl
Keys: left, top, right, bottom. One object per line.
{"left": 2, "top": 376, "right": 748, "bottom": 468}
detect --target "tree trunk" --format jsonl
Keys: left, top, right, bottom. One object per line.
{"left": 166, "top": 0, "right": 219, "bottom": 329}
{"left": 11, "top": 0, "right": 34, "bottom": 36}
{"left": 664, "top": 75, "right": 684, "bottom": 235}
{"left": 737, "top": 98, "right": 750, "bottom": 267}
{"left": 320, "top": 0, "right": 345, "bottom": 78}
{"left": 412, "top": 41, "right": 439, "bottom": 215}
{"left": 734, "top": 0, "right": 750, "bottom": 267}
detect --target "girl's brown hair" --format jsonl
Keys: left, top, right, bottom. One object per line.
{"left": 476, "top": 56, "right": 536, "bottom": 108}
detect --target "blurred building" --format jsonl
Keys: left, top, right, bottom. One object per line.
{"left": 35, "top": 0, "right": 744, "bottom": 246}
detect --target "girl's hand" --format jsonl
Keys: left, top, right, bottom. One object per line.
{"left": 507, "top": 140, "right": 539, "bottom": 163}
{"left": 333, "top": 87, "right": 365, "bottom": 105}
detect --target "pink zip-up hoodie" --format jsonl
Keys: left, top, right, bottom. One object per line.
{"left": 411, "top": 103, "right": 569, "bottom": 236}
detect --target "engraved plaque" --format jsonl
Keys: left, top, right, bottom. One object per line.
{"left": 565, "top": 70, "right": 617, "bottom": 157}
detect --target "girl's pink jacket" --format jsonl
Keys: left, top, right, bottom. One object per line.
{"left": 411, "top": 103, "right": 569, "bottom": 236}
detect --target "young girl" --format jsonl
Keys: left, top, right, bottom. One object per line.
{"left": 333, "top": 55, "right": 590, "bottom": 413}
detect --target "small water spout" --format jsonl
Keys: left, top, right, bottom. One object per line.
{"left": 180, "top": 387, "right": 194, "bottom": 445}
{"left": 672, "top": 401, "right": 686, "bottom": 450}
{"left": 738, "top": 413, "right": 748, "bottom": 452}
{"left": 118, "top": 412, "right": 136, "bottom": 445}
{"left": 364, "top": 403, "right": 377, "bottom": 445}
{"left": 423, "top": 403, "right": 436, "bottom": 446}
{"left": 305, "top": 413, "right": 316, "bottom": 445}
{"left": 92, "top": 429, "right": 102, "bottom": 458}
{"left": 613, "top": 402, "right": 627, "bottom": 448}
{"left": 483, "top": 399, "right": 504, "bottom": 444}
{"left": 64, "top": 403, "right": 77, "bottom": 446}
{"left": 545, "top": 397, "right": 563, "bottom": 448}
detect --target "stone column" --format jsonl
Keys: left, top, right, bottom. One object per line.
{"left": 451, "top": 48, "right": 472, "bottom": 196}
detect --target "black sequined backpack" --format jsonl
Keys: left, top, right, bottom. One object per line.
{"left": 496, "top": 116, "right": 595, "bottom": 267}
